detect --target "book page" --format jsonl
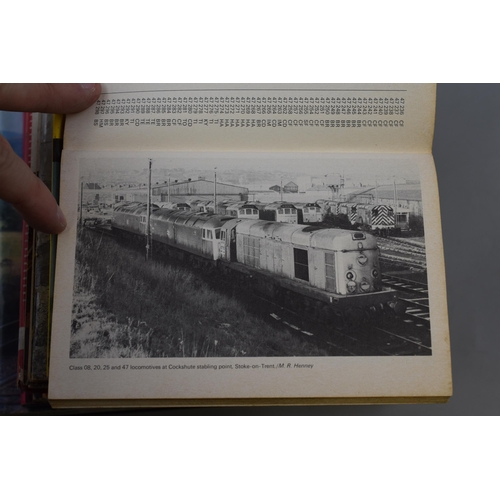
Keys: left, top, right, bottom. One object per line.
{"left": 48, "top": 84, "right": 451, "bottom": 406}
{"left": 64, "top": 84, "right": 436, "bottom": 154}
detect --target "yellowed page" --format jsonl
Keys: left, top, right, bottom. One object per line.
{"left": 49, "top": 147, "right": 451, "bottom": 406}
{"left": 64, "top": 84, "right": 435, "bottom": 154}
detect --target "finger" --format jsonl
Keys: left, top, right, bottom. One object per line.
{"left": 0, "top": 83, "right": 101, "bottom": 114}
{"left": 0, "top": 135, "right": 66, "bottom": 234}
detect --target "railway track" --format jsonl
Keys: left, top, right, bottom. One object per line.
{"left": 252, "top": 286, "right": 431, "bottom": 356}
{"left": 248, "top": 268, "right": 433, "bottom": 355}
{"left": 381, "top": 274, "right": 430, "bottom": 328}
{"left": 83, "top": 222, "right": 432, "bottom": 355}
{"left": 377, "top": 236, "right": 427, "bottom": 270}
{"left": 267, "top": 306, "right": 432, "bottom": 356}
{"left": 381, "top": 275, "right": 428, "bottom": 295}
{"left": 384, "top": 235, "right": 426, "bottom": 249}
{"left": 401, "top": 297, "right": 430, "bottom": 325}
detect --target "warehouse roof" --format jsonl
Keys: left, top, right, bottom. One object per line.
{"left": 350, "top": 184, "right": 422, "bottom": 202}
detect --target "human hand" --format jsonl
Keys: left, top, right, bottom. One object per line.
{"left": 0, "top": 83, "right": 101, "bottom": 233}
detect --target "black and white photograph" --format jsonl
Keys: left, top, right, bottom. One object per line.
{"left": 69, "top": 153, "right": 432, "bottom": 359}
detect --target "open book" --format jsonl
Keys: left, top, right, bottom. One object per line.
{"left": 48, "top": 84, "right": 451, "bottom": 408}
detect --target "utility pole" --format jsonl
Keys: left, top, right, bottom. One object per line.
{"left": 79, "top": 181, "right": 84, "bottom": 225}
{"left": 393, "top": 176, "right": 399, "bottom": 224}
{"left": 214, "top": 167, "right": 217, "bottom": 210}
{"left": 146, "top": 158, "right": 152, "bottom": 261}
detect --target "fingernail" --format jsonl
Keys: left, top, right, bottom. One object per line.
{"left": 57, "top": 206, "right": 67, "bottom": 231}
{"left": 80, "top": 84, "right": 97, "bottom": 91}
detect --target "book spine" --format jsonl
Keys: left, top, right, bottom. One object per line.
{"left": 17, "top": 112, "right": 32, "bottom": 392}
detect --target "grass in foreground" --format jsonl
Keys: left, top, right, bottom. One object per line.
{"left": 70, "top": 229, "right": 328, "bottom": 358}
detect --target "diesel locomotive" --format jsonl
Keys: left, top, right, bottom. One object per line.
{"left": 328, "top": 201, "right": 410, "bottom": 235}
{"left": 111, "top": 202, "right": 404, "bottom": 325}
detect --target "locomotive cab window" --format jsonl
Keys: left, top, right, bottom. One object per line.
{"left": 294, "top": 248, "right": 309, "bottom": 282}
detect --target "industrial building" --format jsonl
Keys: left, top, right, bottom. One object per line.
{"left": 283, "top": 181, "right": 299, "bottom": 193}
{"left": 152, "top": 178, "right": 249, "bottom": 202}
{"left": 112, "top": 178, "right": 249, "bottom": 204}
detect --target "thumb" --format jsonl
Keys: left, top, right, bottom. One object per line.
{"left": 0, "top": 134, "right": 66, "bottom": 234}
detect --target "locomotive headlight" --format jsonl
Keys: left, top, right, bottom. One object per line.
{"left": 346, "top": 281, "right": 357, "bottom": 293}
{"left": 360, "top": 281, "right": 371, "bottom": 293}
{"left": 357, "top": 253, "right": 368, "bottom": 265}
{"left": 346, "top": 271, "right": 356, "bottom": 281}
